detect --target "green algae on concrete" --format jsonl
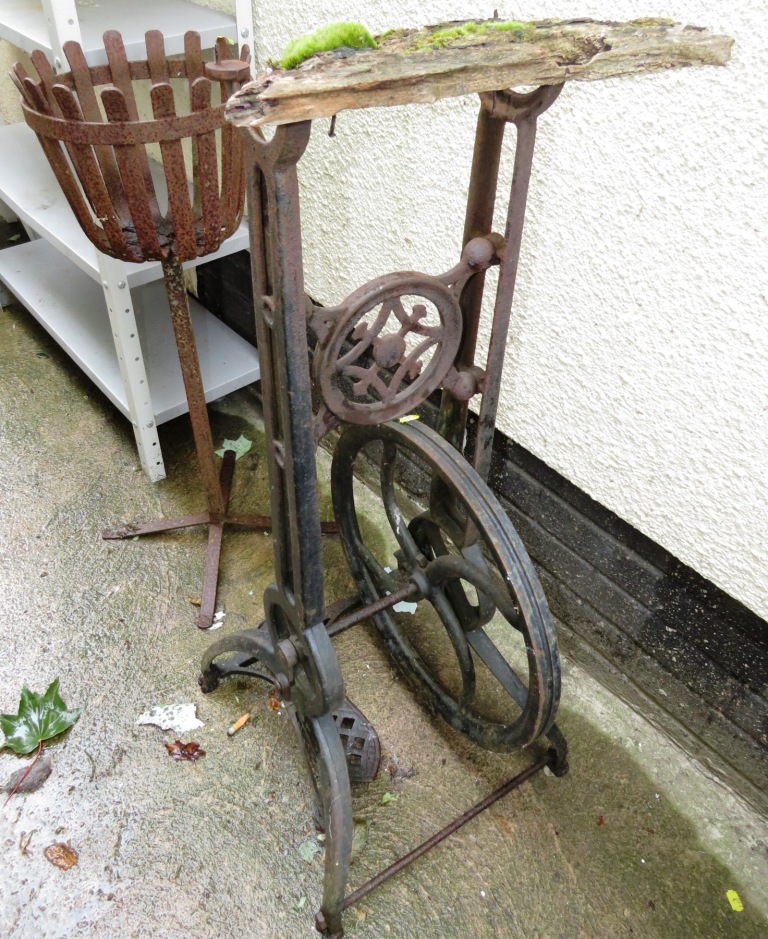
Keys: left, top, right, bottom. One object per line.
{"left": 1, "top": 295, "right": 767, "bottom": 938}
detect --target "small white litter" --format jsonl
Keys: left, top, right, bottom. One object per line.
{"left": 208, "top": 609, "right": 226, "bottom": 630}
{"left": 136, "top": 703, "right": 203, "bottom": 734}
{"left": 383, "top": 567, "right": 418, "bottom": 614}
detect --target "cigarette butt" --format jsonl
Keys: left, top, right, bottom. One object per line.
{"left": 227, "top": 712, "right": 251, "bottom": 737}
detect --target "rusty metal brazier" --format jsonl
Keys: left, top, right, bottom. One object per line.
{"left": 11, "top": 30, "right": 267, "bottom": 629}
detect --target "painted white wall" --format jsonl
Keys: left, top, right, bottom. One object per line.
{"left": 238, "top": 1, "right": 767, "bottom": 619}
{"left": 1, "top": 2, "right": 765, "bottom": 619}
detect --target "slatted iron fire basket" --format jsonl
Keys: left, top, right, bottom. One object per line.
{"left": 11, "top": 30, "right": 265, "bottom": 628}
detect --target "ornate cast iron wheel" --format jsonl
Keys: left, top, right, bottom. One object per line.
{"left": 331, "top": 420, "right": 560, "bottom": 751}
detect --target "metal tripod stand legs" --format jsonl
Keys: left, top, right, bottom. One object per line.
{"left": 102, "top": 256, "right": 273, "bottom": 629}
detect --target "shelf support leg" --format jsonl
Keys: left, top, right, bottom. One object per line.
{"left": 234, "top": 0, "right": 257, "bottom": 66}
{"left": 41, "top": 0, "right": 81, "bottom": 71}
{"left": 0, "top": 196, "right": 18, "bottom": 224}
{"left": 97, "top": 252, "right": 166, "bottom": 482}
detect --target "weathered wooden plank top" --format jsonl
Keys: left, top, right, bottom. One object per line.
{"left": 225, "top": 18, "right": 733, "bottom": 127}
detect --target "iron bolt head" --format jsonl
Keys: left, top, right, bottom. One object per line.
{"left": 241, "top": 28, "right": 249, "bottom": 37}
{"left": 117, "top": 281, "right": 126, "bottom": 289}
{"left": 54, "top": 57, "right": 62, "bottom": 69}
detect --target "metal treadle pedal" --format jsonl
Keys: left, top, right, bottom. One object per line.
{"left": 333, "top": 699, "right": 380, "bottom": 784}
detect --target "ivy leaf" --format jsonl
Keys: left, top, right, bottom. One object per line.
{"left": 298, "top": 840, "right": 320, "bottom": 862}
{"left": 0, "top": 679, "right": 82, "bottom": 755}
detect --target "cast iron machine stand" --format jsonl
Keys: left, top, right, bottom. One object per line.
{"left": 12, "top": 30, "right": 271, "bottom": 629}
{"left": 200, "top": 75, "right": 569, "bottom": 939}
{"left": 199, "top": 15, "right": 729, "bottom": 937}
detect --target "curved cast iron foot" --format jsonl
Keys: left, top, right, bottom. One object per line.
{"left": 284, "top": 709, "right": 353, "bottom": 938}
{"left": 198, "top": 624, "right": 277, "bottom": 687}
{"left": 199, "top": 627, "right": 381, "bottom": 786}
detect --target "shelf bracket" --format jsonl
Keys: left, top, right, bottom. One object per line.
{"left": 97, "top": 252, "right": 166, "bottom": 482}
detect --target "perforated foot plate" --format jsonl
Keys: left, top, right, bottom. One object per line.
{"left": 333, "top": 698, "right": 381, "bottom": 784}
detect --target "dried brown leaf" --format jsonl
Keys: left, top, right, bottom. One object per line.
{"left": 164, "top": 740, "right": 206, "bottom": 762}
{"left": 2, "top": 755, "right": 52, "bottom": 793}
{"left": 44, "top": 842, "right": 78, "bottom": 870}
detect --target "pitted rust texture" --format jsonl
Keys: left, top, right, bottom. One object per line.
{"left": 312, "top": 237, "right": 500, "bottom": 426}
{"left": 11, "top": 31, "right": 251, "bottom": 265}
{"left": 11, "top": 30, "right": 263, "bottom": 631}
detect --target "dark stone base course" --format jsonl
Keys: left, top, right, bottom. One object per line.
{"left": 196, "top": 253, "right": 768, "bottom": 814}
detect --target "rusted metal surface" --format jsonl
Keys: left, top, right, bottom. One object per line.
{"left": 200, "top": 85, "right": 570, "bottom": 934}
{"left": 315, "top": 751, "right": 555, "bottom": 934}
{"left": 11, "top": 30, "right": 251, "bottom": 263}
{"left": 12, "top": 31, "right": 261, "bottom": 629}
{"left": 472, "top": 85, "right": 563, "bottom": 482}
{"left": 332, "top": 419, "right": 561, "bottom": 751}
{"left": 164, "top": 256, "right": 226, "bottom": 517}
{"left": 325, "top": 582, "right": 421, "bottom": 637}
{"left": 331, "top": 698, "right": 381, "bottom": 784}
{"left": 311, "top": 237, "right": 499, "bottom": 427}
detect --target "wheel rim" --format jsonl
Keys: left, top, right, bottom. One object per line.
{"left": 331, "top": 420, "right": 560, "bottom": 750}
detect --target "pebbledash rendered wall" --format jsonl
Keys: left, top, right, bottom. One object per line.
{"left": 203, "top": 0, "right": 767, "bottom": 621}
{"left": 0, "top": 1, "right": 764, "bottom": 624}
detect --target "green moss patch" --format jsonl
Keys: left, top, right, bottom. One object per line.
{"left": 407, "top": 19, "right": 536, "bottom": 52}
{"left": 278, "top": 22, "right": 377, "bottom": 70}
{"left": 628, "top": 17, "right": 674, "bottom": 27}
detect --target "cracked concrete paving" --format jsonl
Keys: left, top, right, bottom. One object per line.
{"left": 1, "top": 295, "right": 767, "bottom": 939}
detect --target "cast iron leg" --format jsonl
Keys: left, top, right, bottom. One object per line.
{"left": 435, "top": 85, "right": 564, "bottom": 482}
{"left": 244, "top": 123, "right": 354, "bottom": 934}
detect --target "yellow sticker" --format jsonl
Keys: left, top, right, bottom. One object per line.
{"left": 727, "top": 890, "right": 744, "bottom": 912}
{"left": 398, "top": 414, "right": 419, "bottom": 423}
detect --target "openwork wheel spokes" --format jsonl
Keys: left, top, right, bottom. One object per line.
{"left": 332, "top": 420, "right": 560, "bottom": 751}
{"left": 409, "top": 516, "right": 501, "bottom": 632}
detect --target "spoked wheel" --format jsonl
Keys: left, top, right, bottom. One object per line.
{"left": 331, "top": 420, "right": 560, "bottom": 750}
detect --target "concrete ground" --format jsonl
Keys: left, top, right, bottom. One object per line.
{"left": 1, "top": 289, "right": 767, "bottom": 939}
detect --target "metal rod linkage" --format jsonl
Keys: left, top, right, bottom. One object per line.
{"left": 315, "top": 752, "right": 553, "bottom": 933}
{"left": 326, "top": 582, "right": 422, "bottom": 638}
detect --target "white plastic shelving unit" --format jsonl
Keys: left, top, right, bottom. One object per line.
{"left": 0, "top": 0, "right": 258, "bottom": 481}
{"left": 0, "top": 0, "right": 250, "bottom": 66}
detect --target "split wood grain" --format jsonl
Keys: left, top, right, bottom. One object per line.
{"left": 226, "top": 18, "right": 733, "bottom": 127}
